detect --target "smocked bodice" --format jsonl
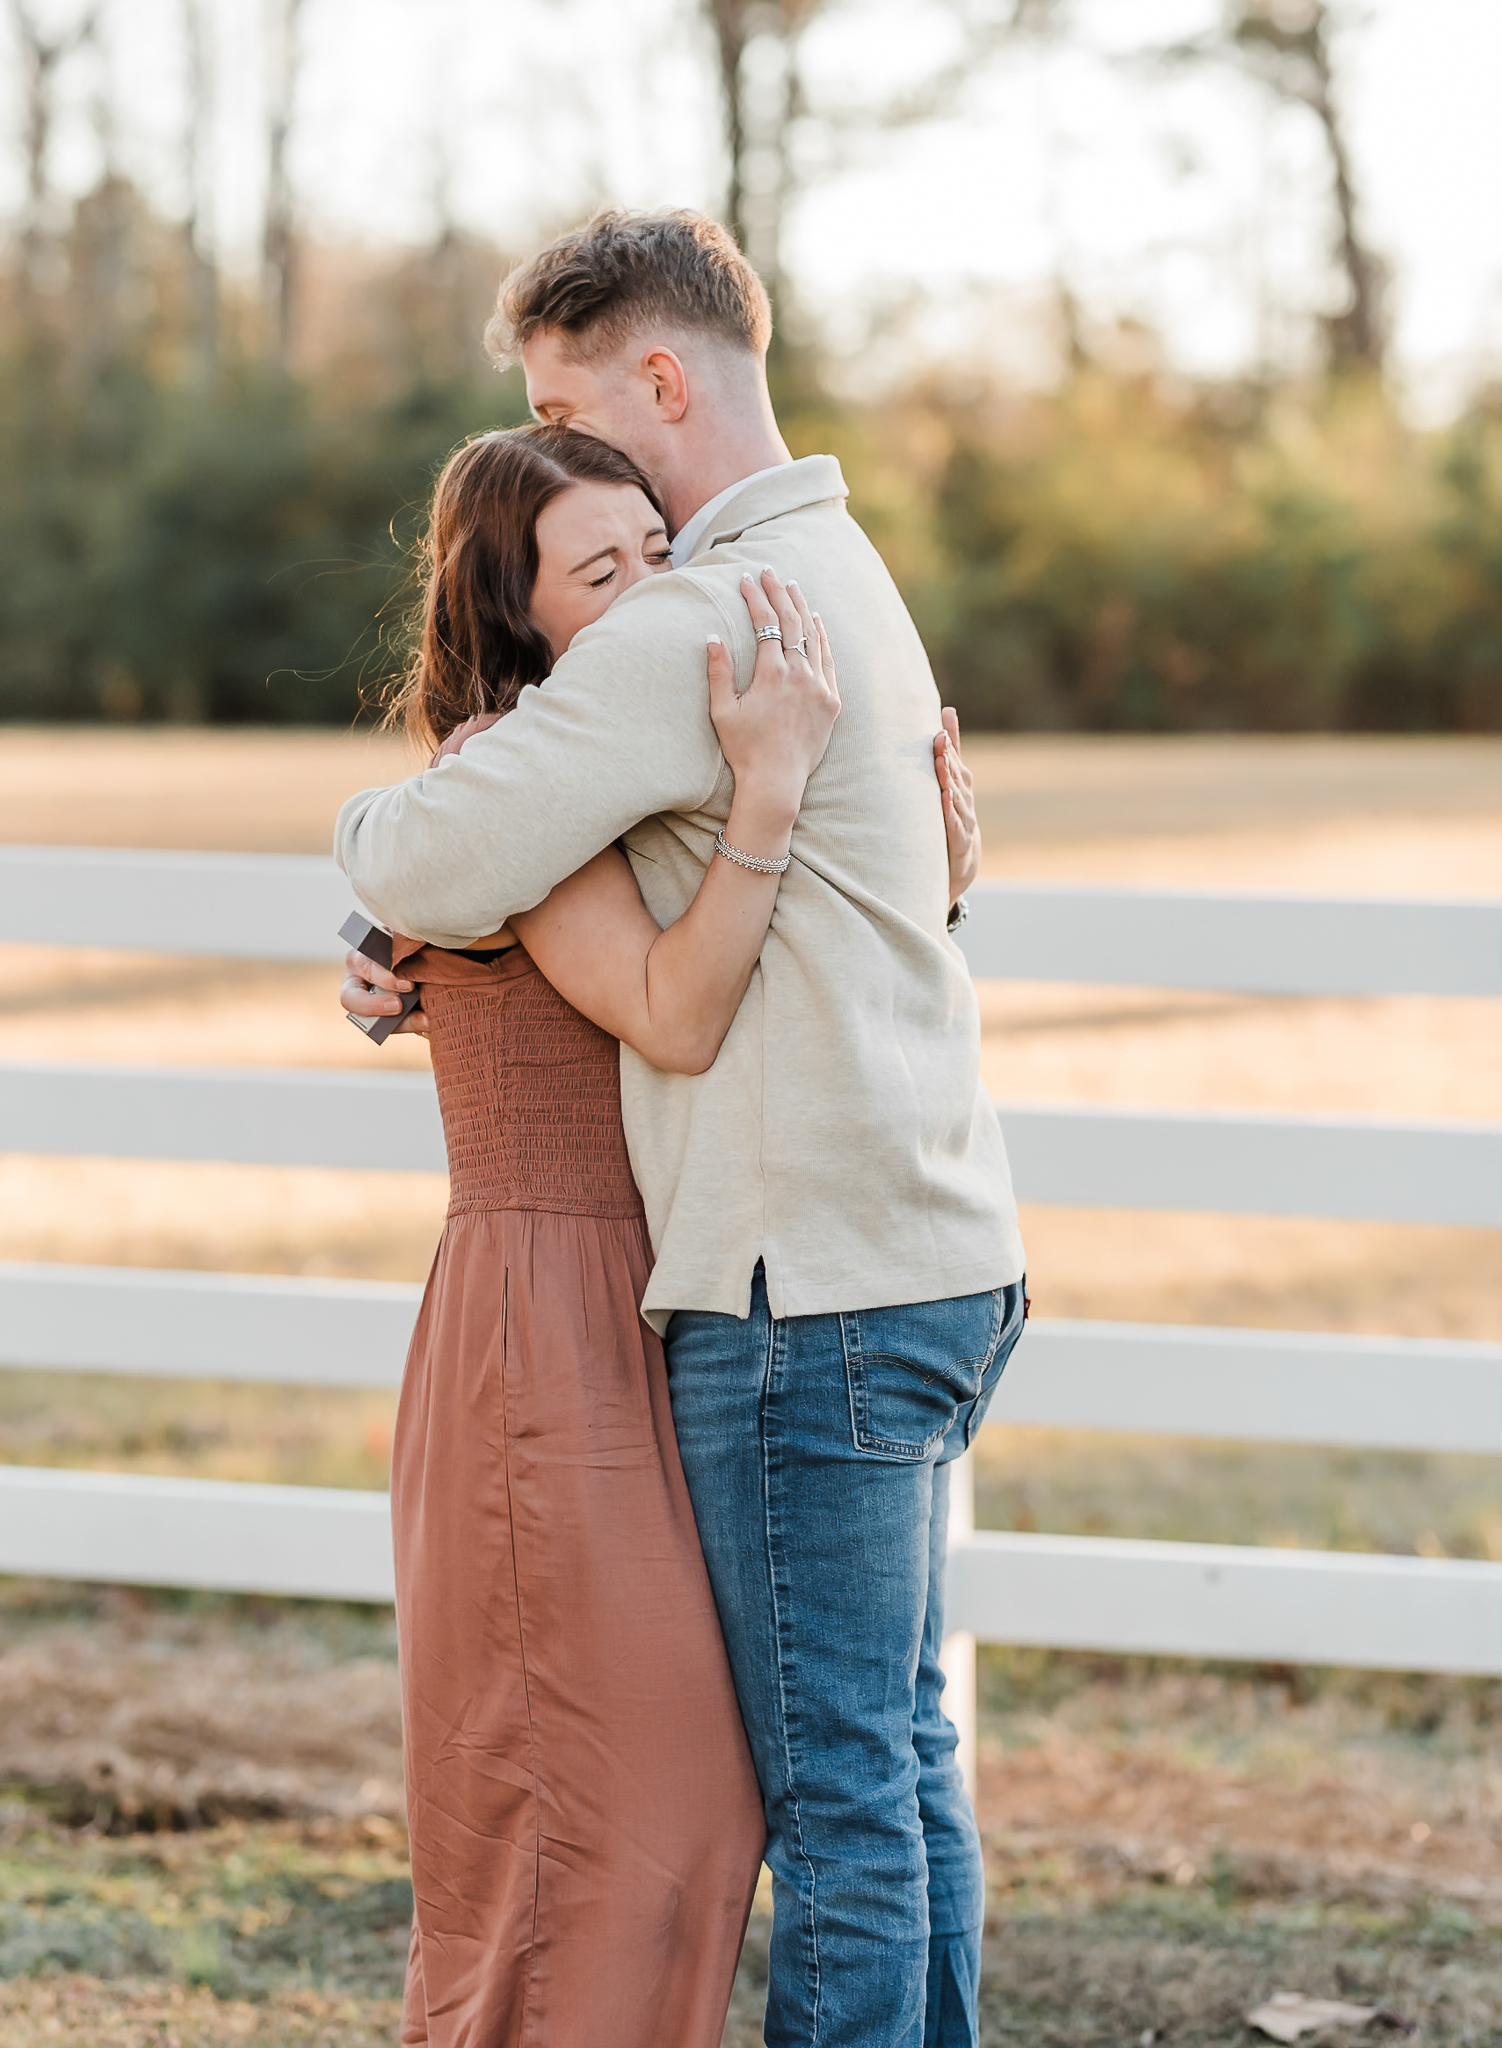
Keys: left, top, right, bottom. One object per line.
{"left": 401, "top": 943, "right": 644, "bottom": 1221}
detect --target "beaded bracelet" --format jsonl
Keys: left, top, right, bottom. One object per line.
{"left": 715, "top": 827, "right": 791, "bottom": 876}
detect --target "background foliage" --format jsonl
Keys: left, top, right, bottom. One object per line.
{"left": 804, "top": 367, "right": 1502, "bottom": 732}
{"left": 0, "top": 200, "right": 1498, "bottom": 731}
{"left": 3, "top": 0, "right": 1498, "bottom": 731}
{"left": 0, "top": 228, "right": 530, "bottom": 725}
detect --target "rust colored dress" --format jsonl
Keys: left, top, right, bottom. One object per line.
{"left": 390, "top": 939, "right": 765, "bottom": 2048}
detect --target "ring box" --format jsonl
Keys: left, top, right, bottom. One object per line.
{"left": 340, "top": 912, "right": 421, "bottom": 1045}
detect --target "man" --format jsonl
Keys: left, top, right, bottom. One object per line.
{"left": 338, "top": 209, "right": 1026, "bottom": 2048}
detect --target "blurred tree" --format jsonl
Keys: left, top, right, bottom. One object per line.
{"left": 180, "top": 0, "right": 218, "bottom": 386}
{"left": 1425, "top": 394, "right": 1502, "bottom": 730}
{"left": 8, "top": 0, "right": 98, "bottom": 301}
{"left": 703, "top": 0, "right": 818, "bottom": 305}
{"left": 893, "top": 368, "right": 1499, "bottom": 730}
{"left": 263, "top": 0, "right": 304, "bottom": 368}
{"left": 74, "top": 10, "right": 140, "bottom": 377}
{"left": 1167, "top": 1, "right": 1387, "bottom": 376}
{"left": 1230, "top": 1, "right": 1386, "bottom": 373}
{"left": 703, "top": 0, "right": 1062, "bottom": 315}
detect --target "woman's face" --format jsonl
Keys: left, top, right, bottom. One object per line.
{"left": 529, "top": 482, "right": 671, "bottom": 661}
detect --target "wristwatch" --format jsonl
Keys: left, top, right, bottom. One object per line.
{"left": 947, "top": 895, "right": 969, "bottom": 934}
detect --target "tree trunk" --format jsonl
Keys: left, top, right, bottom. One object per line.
{"left": 9, "top": 1, "right": 97, "bottom": 302}
{"left": 182, "top": 0, "right": 218, "bottom": 385}
{"left": 1229, "top": 1, "right": 1385, "bottom": 376}
{"left": 263, "top": 0, "right": 303, "bottom": 369}
{"left": 705, "top": 0, "right": 751, "bottom": 252}
{"left": 1301, "top": 19, "right": 1384, "bottom": 371}
{"left": 701, "top": 0, "right": 816, "bottom": 314}
{"left": 700, "top": 0, "right": 1042, "bottom": 326}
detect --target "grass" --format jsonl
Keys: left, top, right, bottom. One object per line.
{"left": 746, "top": 1889, "right": 1502, "bottom": 2048}
{"left": 16, "top": 1882, "right": 1491, "bottom": 2048}
{"left": 0, "top": 1822, "right": 412, "bottom": 1998}
{"left": 969, "top": 1894, "right": 1501, "bottom": 2048}
{"left": 0, "top": 1581, "right": 1496, "bottom": 2045}
{"left": 728, "top": 1894, "right": 1502, "bottom": 2046}
{"left": 0, "top": 1369, "right": 398, "bottom": 1492}
{"left": 973, "top": 1427, "right": 1501, "bottom": 1563}
{"left": 0, "top": 1812, "right": 408, "bottom": 2044}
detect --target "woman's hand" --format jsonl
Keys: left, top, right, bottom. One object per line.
{"left": 513, "top": 573, "right": 839, "bottom": 1077}
{"left": 338, "top": 710, "right": 511, "bottom": 1037}
{"left": 935, "top": 707, "right": 981, "bottom": 904}
{"left": 431, "top": 709, "right": 503, "bottom": 763}
{"left": 706, "top": 569, "right": 840, "bottom": 851}
{"left": 341, "top": 948, "right": 428, "bottom": 1036}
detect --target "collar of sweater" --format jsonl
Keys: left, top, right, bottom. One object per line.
{"left": 675, "top": 454, "right": 849, "bottom": 566}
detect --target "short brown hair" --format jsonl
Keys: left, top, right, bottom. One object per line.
{"left": 386, "top": 425, "right": 664, "bottom": 752}
{"left": 486, "top": 209, "right": 772, "bottom": 365}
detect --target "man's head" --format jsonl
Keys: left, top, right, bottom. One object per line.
{"left": 487, "top": 211, "right": 787, "bottom": 531}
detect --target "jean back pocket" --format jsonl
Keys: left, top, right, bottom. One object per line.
{"left": 839, "top": 1288, "right": 1007, "bottom": 1461}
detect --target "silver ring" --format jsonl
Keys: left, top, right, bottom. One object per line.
{"left": 790, "top": 636, "right": 809, "bottom": 657}
{"left": 755, "top": 625, "right": 783, "bottom": 644}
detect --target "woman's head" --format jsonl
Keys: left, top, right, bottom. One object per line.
{"left": 391, "top": 423, "right": 668, "bottom": 750}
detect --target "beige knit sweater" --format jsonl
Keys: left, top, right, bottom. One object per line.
{"left": 336, "top": 456, "right": 1024, "bottom": 1327}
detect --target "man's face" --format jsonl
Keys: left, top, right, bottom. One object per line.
{"left": 522, "top": 330, "right": 656, "bottom": 476}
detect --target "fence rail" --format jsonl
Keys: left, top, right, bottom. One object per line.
{"left": 3, "top": 1262, "right": 1498, "bottom": 1454}
{"left": 1, "top": 851, "right": 1498, "bottom": 1684}
{"left": 947, "top": 1532, "right": 1501, "bottom": 1675}
{"left": 6, "top": 844, "right": 1500, "bottom": 993}
{"left": 0, "top": 846, "right": 352, "bottom": 961}
{"left": 3, "top": 1062, "right": 1496, "bottom": 1224}
{"left": 957, "top": 880, "right": 1501, "bottom": 996}
{"left": 0, "top": 1464, "right": 394, "bottom": 1603}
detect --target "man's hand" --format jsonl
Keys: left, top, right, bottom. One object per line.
{"left": 340, "top": 948, "right": 429, "bottom": 1037}
{"left": 935, "top": 707, "right": 981, "bottom": 904}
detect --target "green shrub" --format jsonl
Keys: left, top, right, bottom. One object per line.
{"left": 0, "top": 344, "right": 527, "bottom": 726}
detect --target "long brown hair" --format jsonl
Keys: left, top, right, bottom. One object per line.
{"left": 388, "top": 424, "right": 665, "bottom": 751}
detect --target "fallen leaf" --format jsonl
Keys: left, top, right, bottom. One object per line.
{"left": 1246, "top": 1993, "right": 1379, "bottom": 2043}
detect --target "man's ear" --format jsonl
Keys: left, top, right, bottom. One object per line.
{"left": 641, "top": 347, "right": 690, "bottom": 422}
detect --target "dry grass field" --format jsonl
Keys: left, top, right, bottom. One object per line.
{"left": 1, "top": 726, "right": 1499, "bottom": 2044}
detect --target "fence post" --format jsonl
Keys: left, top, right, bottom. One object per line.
{"left": 941, "top": 1449, "right": 978, "bottom": 1799}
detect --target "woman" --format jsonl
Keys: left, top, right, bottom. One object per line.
{"left": 342, "top": 425, "right": 982, "bottom": 2048}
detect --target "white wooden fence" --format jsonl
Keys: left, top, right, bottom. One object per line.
{"left": 1, "top": 846, "right": 1499, "bottom": 1700}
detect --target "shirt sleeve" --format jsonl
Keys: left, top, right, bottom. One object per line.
{"left": 335, "top": 566, "right": 742, "bottom": 947}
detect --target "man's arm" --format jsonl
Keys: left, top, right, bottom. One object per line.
{"left": 335, "top": 569, "right": 741, "bottom": 947}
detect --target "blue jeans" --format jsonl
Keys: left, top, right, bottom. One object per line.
{"left": 665, "top": 1269, "right": 1026, "bottom": 2048}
